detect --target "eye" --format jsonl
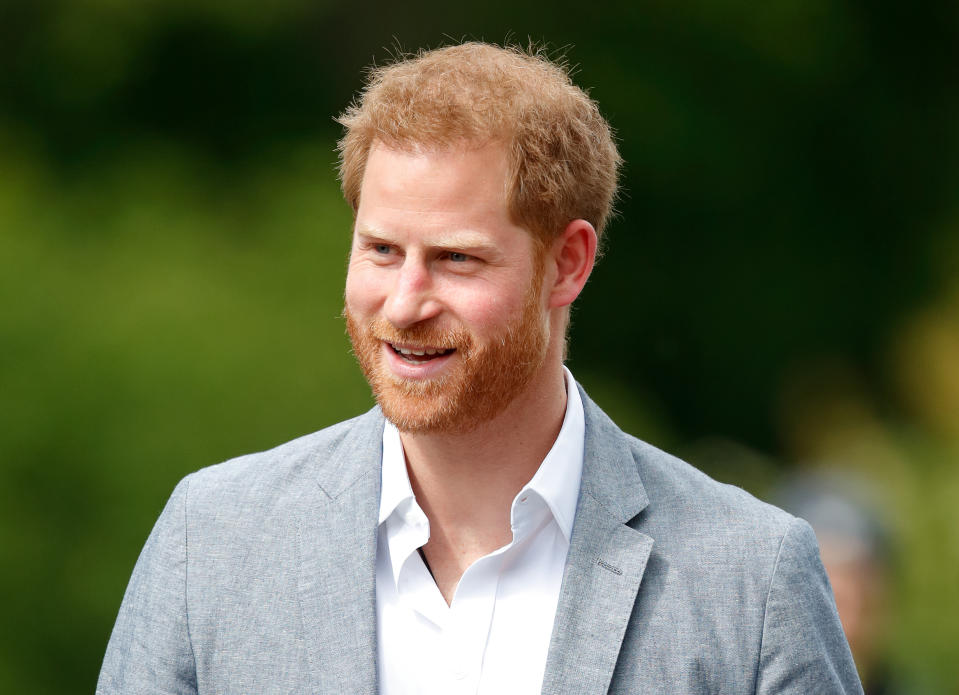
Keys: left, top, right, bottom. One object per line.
{"left": 448, "top": 252, "right": 469, "bottom": 263}
{"left": 374, "top": 244, "right": 392, "bottom": 255}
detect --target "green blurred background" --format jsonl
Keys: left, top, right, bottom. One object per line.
{"left": 1, "top": 1, "right": 957, "bottom": 692}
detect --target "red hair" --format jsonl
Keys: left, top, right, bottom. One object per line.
{"left": 337, "top": 42, "right": 621, "bottom": 245}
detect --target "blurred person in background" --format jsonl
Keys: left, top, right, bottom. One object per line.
{"left": 97, "top": 42, "right": 862, "bottom": 693}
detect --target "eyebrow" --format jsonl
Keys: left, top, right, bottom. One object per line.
{"left": 354, "top": 228, "right": 501, "bottom": 255}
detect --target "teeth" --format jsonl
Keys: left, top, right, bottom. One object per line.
{"left": 394, "top": 345, "right": 448, "bottom": 356}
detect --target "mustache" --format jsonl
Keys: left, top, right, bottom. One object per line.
{"left": 344, "top": 309, "right": 472, "bottom": 352}
{"left": 371, "top": 319, "right": 470, "bottom": 351}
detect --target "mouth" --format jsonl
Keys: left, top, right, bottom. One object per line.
{"left": 388, "top": 343, "right": 455, "bottom": 365}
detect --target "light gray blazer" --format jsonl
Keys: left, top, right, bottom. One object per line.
{"left": 98, "top": 387, "right": 863, "bottom": 694}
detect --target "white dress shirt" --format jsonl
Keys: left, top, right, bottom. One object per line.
{"left": 375, "top": 367, "right": 585, "bottom": 695}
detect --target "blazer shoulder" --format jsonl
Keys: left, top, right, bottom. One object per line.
{"left": 181, "top": 408, "right": 384, "bottom": 516}
{"left": 620, "top": 436, "right": 861, "bottom": 693}
{"left": 579, "top": 384, "right": 794, "bottom": 542}
{"left": 624, "top": 432, "right": 797, "bottom": 542}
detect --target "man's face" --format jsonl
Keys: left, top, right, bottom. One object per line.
{"left": 343, "top": 142, "right": 551, "bottom": 434}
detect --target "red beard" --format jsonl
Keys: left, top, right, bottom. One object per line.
{"left": 344, "top": 267, "right": 549, "bottom": 434}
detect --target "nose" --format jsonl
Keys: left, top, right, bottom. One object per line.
{"left": 383, "top": 258, "right": 441, "bottom": 328}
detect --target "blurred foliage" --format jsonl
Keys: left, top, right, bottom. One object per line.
{"left": 1, "top": 0, "right": 957, "bottom": 692}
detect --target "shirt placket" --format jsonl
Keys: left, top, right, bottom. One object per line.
{"left": 443, "top": 552, "right": 503, "bottom": 695}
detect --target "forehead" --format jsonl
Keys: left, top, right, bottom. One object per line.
{"left": 356, "top": 141, "right": 515, "bottom": 230}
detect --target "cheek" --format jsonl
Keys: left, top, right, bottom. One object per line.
{"left": 344, "top": 267, "right": 385, "bottom": 313}
{"left": 448, "top": 284, "right": 525, "bottom": 328}
{"left": 467, "top": 300, "right": 507, "bottom": 326}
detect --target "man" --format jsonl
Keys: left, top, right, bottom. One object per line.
{"left": 98, "top": 43, "right": 863, "bottom": 694}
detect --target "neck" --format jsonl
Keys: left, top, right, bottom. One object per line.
{"left": 398, "top": 356, "right": 568, "bottom": 602}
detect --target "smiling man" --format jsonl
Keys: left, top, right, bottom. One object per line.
{"left": 98, "top": 43, "right": 863, "bottom": 694}
{"left": 344, "top": 143, "right": 554, "bottom": 438}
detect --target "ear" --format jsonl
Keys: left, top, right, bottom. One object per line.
{"left": 547, "top": 219, "right": 598, "bottom": 309}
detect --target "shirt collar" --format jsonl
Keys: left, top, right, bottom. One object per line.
{"left": 377, "top": 366, "right": 585, "bottom": 542}
{"left": 513, "top": 366, "right": 584, "bottom": 541}
{"left": 378, "top": 421, "right": 430, "bottom": 594}
{"left": 378, "top": 420, "right": 414, "bottom": 525}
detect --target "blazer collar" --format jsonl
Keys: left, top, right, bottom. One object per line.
{"left": 541, "top": 383, "right": 655, "bottom": 694}
{"left": 577, "top": 383, "right": 650, "bottom": 523}
{"left": 295, "top": 407, "right": 385, "bottom": 694}
{"left": 311, "top": 407, "right": 386, "bottom": 500}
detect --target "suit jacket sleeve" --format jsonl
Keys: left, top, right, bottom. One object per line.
{"left": 97, "top": 477, "right": 198, "bottom": 695}
{"left": 755, "top": 517, "right": 863, "bottom": 694}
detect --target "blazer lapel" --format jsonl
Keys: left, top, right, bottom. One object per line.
{"left": 541, "top": 387, "right": 654, "bottom": 694}
{"left": 294, "top": 409, "right": 385, "bottom": 694}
